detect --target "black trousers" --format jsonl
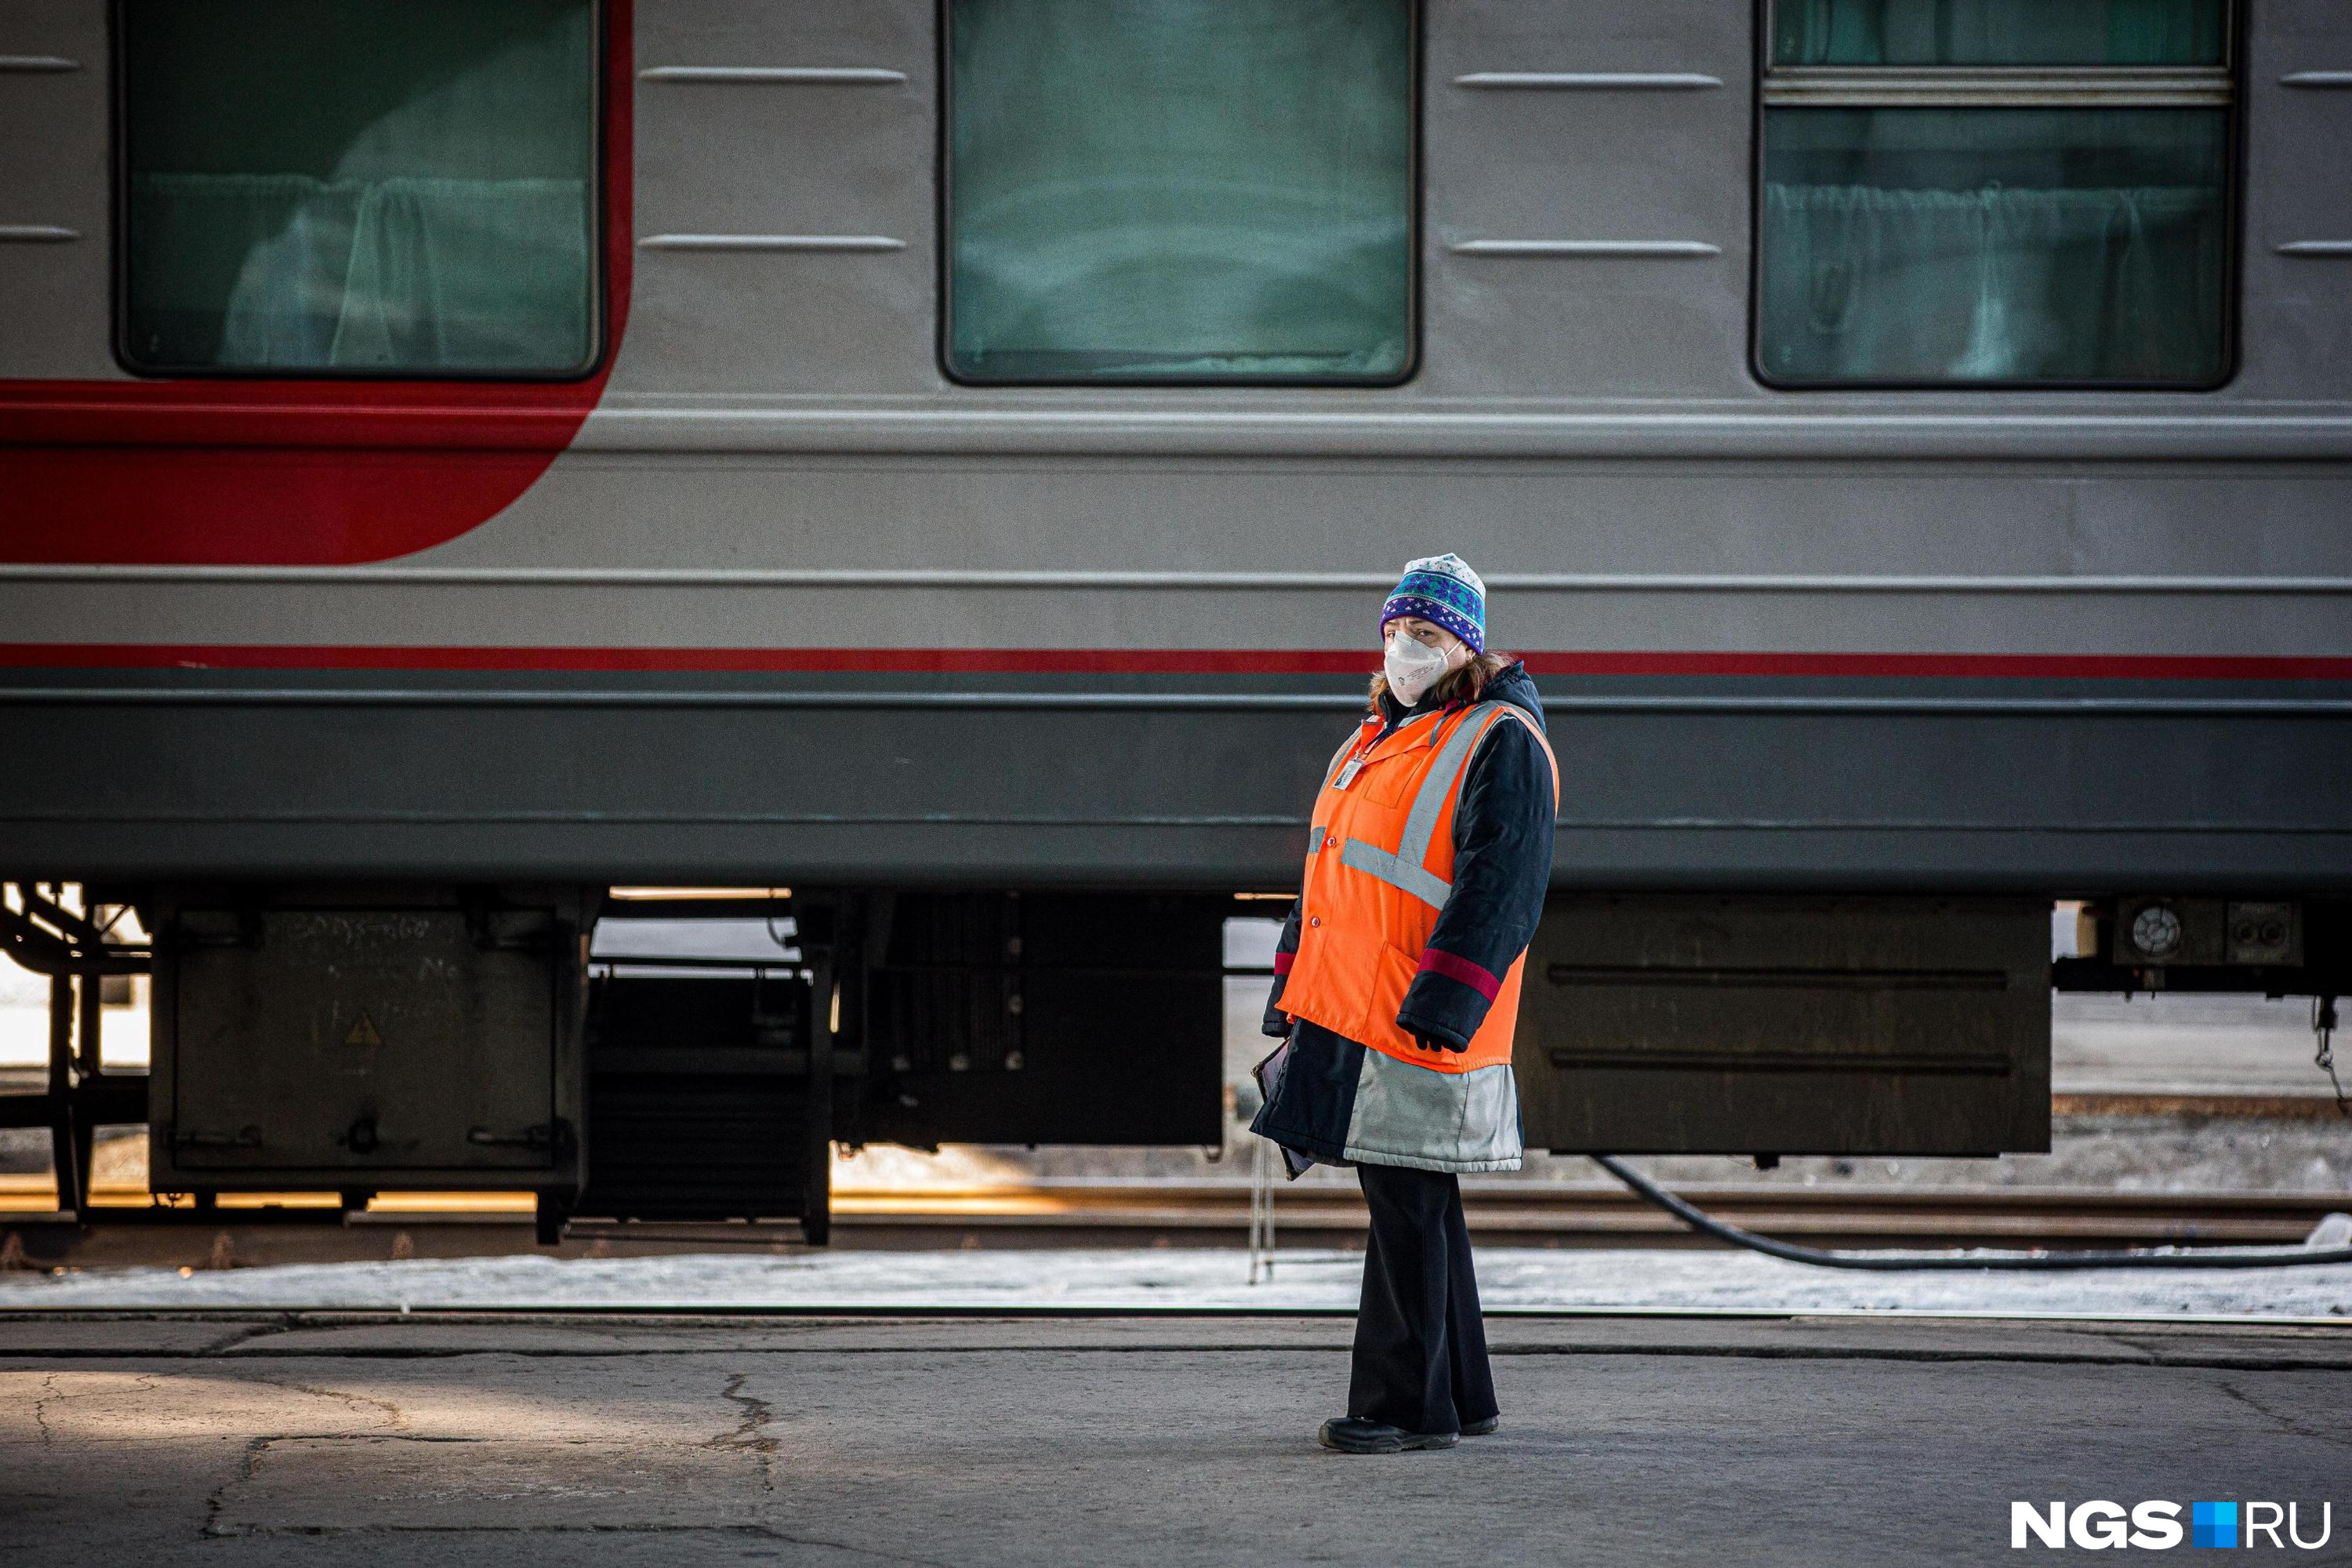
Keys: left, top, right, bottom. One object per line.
{"left": 1350, "top": 1162, "right": 1497, "bottom": 1436}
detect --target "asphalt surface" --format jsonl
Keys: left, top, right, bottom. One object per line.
{"left": 4, "top": 1312, "right": 2348, "bottom": 1566}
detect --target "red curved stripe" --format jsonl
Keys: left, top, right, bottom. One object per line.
{"left": 0, "top": 0, "right": 633, "bottom": 567}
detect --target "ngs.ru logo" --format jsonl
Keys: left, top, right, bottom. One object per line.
{"left": 2013, "top": 1501, "right": 2334, "bottom": 1550}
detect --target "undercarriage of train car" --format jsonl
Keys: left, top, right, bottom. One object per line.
{"left": 3, "top": 880, "right": 2347, "bottom": 1242}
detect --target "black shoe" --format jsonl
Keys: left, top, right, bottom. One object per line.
{"left": 1461, "top": 1415, "right": 1499, "bottom": 1437}
{"left": 1318, "top": 1417, "right": 1458, "bottom": 1454}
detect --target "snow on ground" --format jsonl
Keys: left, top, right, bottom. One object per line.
{"left": 4, "top": 1244, "right": 2350, "bottom": 1319}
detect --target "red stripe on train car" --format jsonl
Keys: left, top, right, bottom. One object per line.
{"left": 0, "top": 2, "right": 634, "bottom": 568}
{"left": 0, "top": 645, "right": 2347, "bottom": 681}
{"left": 1518, "top": 651, "right": 2352, "bottom": 681}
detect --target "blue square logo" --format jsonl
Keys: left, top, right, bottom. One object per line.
{"left": 2193, "top": 1501, "right": 2239, "bottom": 1548}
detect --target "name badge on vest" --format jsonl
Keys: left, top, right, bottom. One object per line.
{"left": 1332, "top": 715, "right": 1385, "bottom": 790}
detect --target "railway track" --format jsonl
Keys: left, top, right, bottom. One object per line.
{"left": 0, "top": 1174, "right": 2345, "bottom": 1269}
{"left": 0, "top": 1088, "right": 2343, "bottom": 1268}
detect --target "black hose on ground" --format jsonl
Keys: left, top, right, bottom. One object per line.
{"left": 1591, "top": 1154, "right": 2352, "bottom": 1271}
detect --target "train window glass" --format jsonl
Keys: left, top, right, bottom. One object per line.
{"left": 1757, "top": 1, "right": 2234, "bottom": 387}
{"left": 119, "top": 0, "right": 597, "bottom": 377}
{"left": 1759, "top": 108, "right": 2230, "bottom": 383}
{"left": 1772, "top": 0, "right": 2226, "bottom": 67}
{"left": 943, "top": 0, "right": 1414, "bottom": 385}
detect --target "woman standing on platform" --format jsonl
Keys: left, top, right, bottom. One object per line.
{"left": 1251, "top": 553, "right": 1559, "bottom": 1454}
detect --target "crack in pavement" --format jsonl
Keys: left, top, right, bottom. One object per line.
{"left": 278, "top": 1378, "right": 410, "bottom": 1431}
{"left": 2216, "top": 1376, "right": 2352, "bottom": 1450}
{"left": 698, "top": 1374, "right": 956, "bottom": 1566}
{"left": 201, "top": 1433, "right": 274, "bottom": 1540}
{"left": 32, "top": 1370, "right": 56, "bottom": 1447}
{"left": 712, "top": 1371, "right": 781, "bottom": 1491}
{"left": 201, "top": 1521, "right": 961, "bottom": 1562}
{"left": 198, "top": 1324, "right": 273, "bottom": 1356}
{"left": 200, "top": 1433, "right": 485, "bottom": 1539}
{"left": 188, "top": 1432, "right": 951, "bottom": 1565}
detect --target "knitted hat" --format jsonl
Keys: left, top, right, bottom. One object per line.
{"left": 1380, "top": 553, "right": 1486, "bottom": 652}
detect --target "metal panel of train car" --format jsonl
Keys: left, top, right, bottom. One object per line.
{"left": 149, "top": 887, "right": 586, "bottom": 1192}
{"left": 1515, "top": 896, "right": 2049, "bottom": 1156}
{"left": 578, "top": 969, "right": 820, "bottom": 1225}
{"left": 2, "top": 0, "right": 2349, "bottom": 898}
{"left": 858, "top": 893, "right": 1225, "bottom": 1149}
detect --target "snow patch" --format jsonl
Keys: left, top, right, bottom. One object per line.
{"left": 3, "top": 1245, "right": 2350, "bottom": 1319}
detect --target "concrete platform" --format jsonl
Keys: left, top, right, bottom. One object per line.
{"left": 5, "top": 1312, "right": 2348, "bottom": 1565}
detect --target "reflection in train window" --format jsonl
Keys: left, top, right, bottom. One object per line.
{"left": 944, "top": 0, "right": 1415, "bottom": 385}
{"left": 1756, "top": 0, "right": 2234, "bottom": 388}
{"left": 1771, "top": 0, "right": 2227, "bottom": 67}
{"left": 119, "top": 0, "right": 597, "bottom": 378}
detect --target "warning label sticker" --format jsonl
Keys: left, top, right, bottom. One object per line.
{"left": 343, "top": 1014, "right": 386, "bottom": 1047}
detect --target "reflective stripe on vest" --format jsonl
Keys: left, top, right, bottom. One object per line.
{"left": 1334, "top": 702, "right": 1526, "bottom": 909}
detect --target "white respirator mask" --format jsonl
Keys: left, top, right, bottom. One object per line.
{"left": 1382, "top": 630, "right": 1454, "bottom": 706}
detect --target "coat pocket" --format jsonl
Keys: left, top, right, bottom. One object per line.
{"left": 1344, "top": 749, "right": 1417, "bottom": 808}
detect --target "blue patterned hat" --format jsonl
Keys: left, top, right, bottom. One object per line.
{"left": 1380, "top": 553, "right": 1486, "bottom": 652}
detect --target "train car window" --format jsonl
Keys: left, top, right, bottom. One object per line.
{"left": 942, "top": 0, "right": 1415, "bottom": 385}
{"left": 1756, "top": 0, "right": 2234, "bottom": 388}
{"left": 118, "top": 0, "right": 597, "bottom": 378}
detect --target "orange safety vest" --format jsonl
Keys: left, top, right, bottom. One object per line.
{"left": 1278, "top": 699, "right": 1559, "bottom": 1074}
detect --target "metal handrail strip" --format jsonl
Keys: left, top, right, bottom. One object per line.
{"left": 3, "top": 565, "right": 2347, "bottom": 593}
{"left": 1762, "top": 65, "right": 2230, "bottom": 108}
{"left": 637, "top": 66, "right": 906, "bottom": 85}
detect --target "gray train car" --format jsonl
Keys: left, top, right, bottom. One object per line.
{"left": 1, "top": 0, "right": 2346, "bottom": 1239}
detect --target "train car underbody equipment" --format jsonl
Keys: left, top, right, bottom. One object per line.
{"left": 5, "top": 884, "right": 2347, "bottom": 1247}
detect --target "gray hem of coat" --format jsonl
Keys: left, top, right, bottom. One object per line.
{"left": 1343, "top": 1049, "right": 1524, "bottom": 1173}
{"left": 1340, "top": 1145, "right": 1525, "bottom": 1174}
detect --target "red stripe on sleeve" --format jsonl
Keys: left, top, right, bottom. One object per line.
{"left": 1272, "top": 950, "right": 1294, "bottom": 975}
{"left": 1417, "top": 948, "right": 1500, "bottom": 1000}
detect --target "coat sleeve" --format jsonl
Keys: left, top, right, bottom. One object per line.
{"left": 1394, "top": 717, "right": 1556, "bottom": 1050}
{"left": 1261, "top": 887, "right": 1304, "bottom": 1036}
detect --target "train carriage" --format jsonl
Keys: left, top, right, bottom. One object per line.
{"left": 1, "top": 0, "right": 2347, "bottom": 1239}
